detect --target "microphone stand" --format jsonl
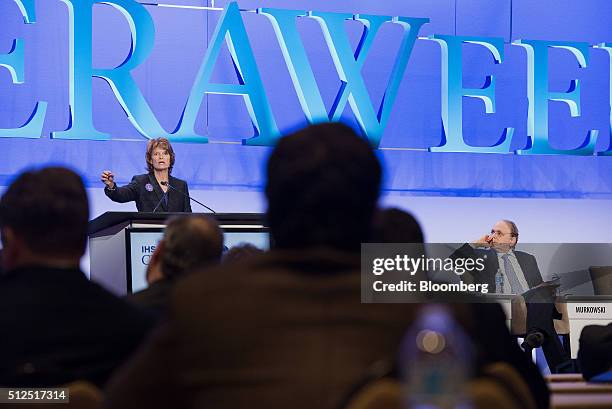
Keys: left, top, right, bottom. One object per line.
{"left": 161, "top": 181, "right": 216, "bottom": 213}
{"left": 152, "top": 189, "right": 169, "bottom": 213}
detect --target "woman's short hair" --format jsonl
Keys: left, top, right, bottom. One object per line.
{"left": 145, "top": 138, "right": 175, "bottom": 174}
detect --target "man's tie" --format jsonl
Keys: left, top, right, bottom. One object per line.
{"left": 502, "top": 253, "right": 524, "bottom": 294}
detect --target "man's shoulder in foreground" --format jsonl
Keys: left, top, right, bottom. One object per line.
{"left": 173, "top": 248, "right": 361, "bottom": 297}
{"left": 0, "top": 266, "right": 156, "bottom": 387}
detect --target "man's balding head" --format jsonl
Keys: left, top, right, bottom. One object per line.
{"left": 158, "top": 215, "right": 224, "bottom": 280}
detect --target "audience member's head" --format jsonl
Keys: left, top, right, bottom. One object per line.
{"left": 146, "top": 215, "right": 223, "bottom": 284}
{"left": 223, "top": 243, "right": 264, "bottom": 264}
{"left": 266, "top": 123, "right": 381, "bottom": 252}
{"left": 371, "top": 208, "right": 424, "bottom": 243}
{"left": 0, "top": 167, "right": 89, "bottom": 271}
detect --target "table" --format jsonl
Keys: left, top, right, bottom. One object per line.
{"left": 551, "top": 393, "right": 612, "bottom": 408}
{"left": 549, "top": 382, "right": 612, "bottom": 394}
{"left": 547, "top": 374, "right": 585, "bottom": 383}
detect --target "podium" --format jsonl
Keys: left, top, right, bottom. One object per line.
{"left": 88, "top": 212, "right": 266, "bottom": 295}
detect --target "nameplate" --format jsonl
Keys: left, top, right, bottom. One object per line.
{"left": 568, "top": 303, "right": 612, "bottom": 320}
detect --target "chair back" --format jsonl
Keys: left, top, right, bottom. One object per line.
{"left": 342, "top": 363, "right": 537, "bottom": 409}
{"left": 589, "top": 266, "right": 612, "bottom": 295}
{"left": 553, "top": 301, "right": 570, "bottom": 335}
{"left": 482, "top": 362, "right": 537, "bottom": 409}
{"left": 511, "top": 295, "right": 570, "bottom": 336}
{"left": 343, "top": 379, "right": 401, "bottom": 409}
{"left": 510, "top": 295, "right": 528, "bottom": 335}
{"left": 64, "top": 381, "right": 102, "bottom": 409}
{"left": 468, "top": 378, "right": 523, "bottom": 409}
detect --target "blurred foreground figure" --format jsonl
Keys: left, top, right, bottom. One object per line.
{"left": 579, "top": 323, "right": 612, "bottom": 380}
{"left": 371, "top": 207, "right": 424, "bottom": 243}
{"left": 222, "top": 243, "right": 265, "bottom": 264}
{"left": 105, "top": 124, "right": 548, "bottom": 409}
{"left": 128, "top": 215, "right": 223, "bottom": 316}
{"left": 0, "top": 167, "right": 155, "bottom": 387}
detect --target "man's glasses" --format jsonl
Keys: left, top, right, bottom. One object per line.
{"left": 490, "top": 229, "right": 516, "bottom": 238}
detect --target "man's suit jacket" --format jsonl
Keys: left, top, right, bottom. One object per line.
{"left": 0, "top": 266, "right": 155, "bottom": 387}
{"left": 105, "top": 173, "right": 192, "bottom": 212}
{"left": 453, "top": 243, "right": 544, "bottom": 291}
{"left": 105, "top": 248, "right": 549, "bottom": 409}
{"left": 127, "top": 279, "right": 176, "bottom": 317}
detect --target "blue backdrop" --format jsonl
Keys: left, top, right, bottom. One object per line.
{"left": 0, "top": 0, "right": 611, "bottom": 197}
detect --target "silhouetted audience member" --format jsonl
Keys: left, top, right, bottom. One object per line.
{"left": 0, "top": 167, "right": 155, "bottom": 387}
{"left": 222, "top": 243, "right": 264, "bottom": 264}
{"left": 371, "top": 207, "right": 424, "bottom": 243}
{"left": 578, "top": 323, "right": 612, "bottom": 380}
{"left": 104, "top": 123, "right": 548, "bottom": 409}
{"left": 128, "top": 215, "right": 223, "bottom": 315}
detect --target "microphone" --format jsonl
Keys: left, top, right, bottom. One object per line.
{"left": 160, "top": 181, "right": 216, "bottom": 213}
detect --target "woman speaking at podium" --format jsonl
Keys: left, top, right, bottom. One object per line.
{"left": 101, "top": 138, "right": 192, "bottom": 213}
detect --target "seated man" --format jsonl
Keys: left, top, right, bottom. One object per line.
{"left": 128, "top": 215, "right": 223, "bottom": 315}
{"left": 453, "top": 220, "right": 543, "bottom": 292}
{"left": 105, "top": 124, "right": 549, "bottom": 409}
{"left": 0, "top": 167, "right": 155, "bottom": 387}
{"left": 452, "top": 220, "right": 571, "bottom": 372}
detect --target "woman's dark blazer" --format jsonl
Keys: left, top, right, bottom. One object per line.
{"left": 105, "top": 173, "right": 192, "bottom": 213}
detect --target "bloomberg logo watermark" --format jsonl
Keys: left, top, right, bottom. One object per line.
{"left": 2, "top": 0, "right": 612, "bottom": 155}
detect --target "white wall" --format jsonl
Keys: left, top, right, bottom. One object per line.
{"left": 89, "top": 186, "right": 612, "bottom": 244}
{"left": 380, "top": 194, "right": 612, "bottom": 244}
